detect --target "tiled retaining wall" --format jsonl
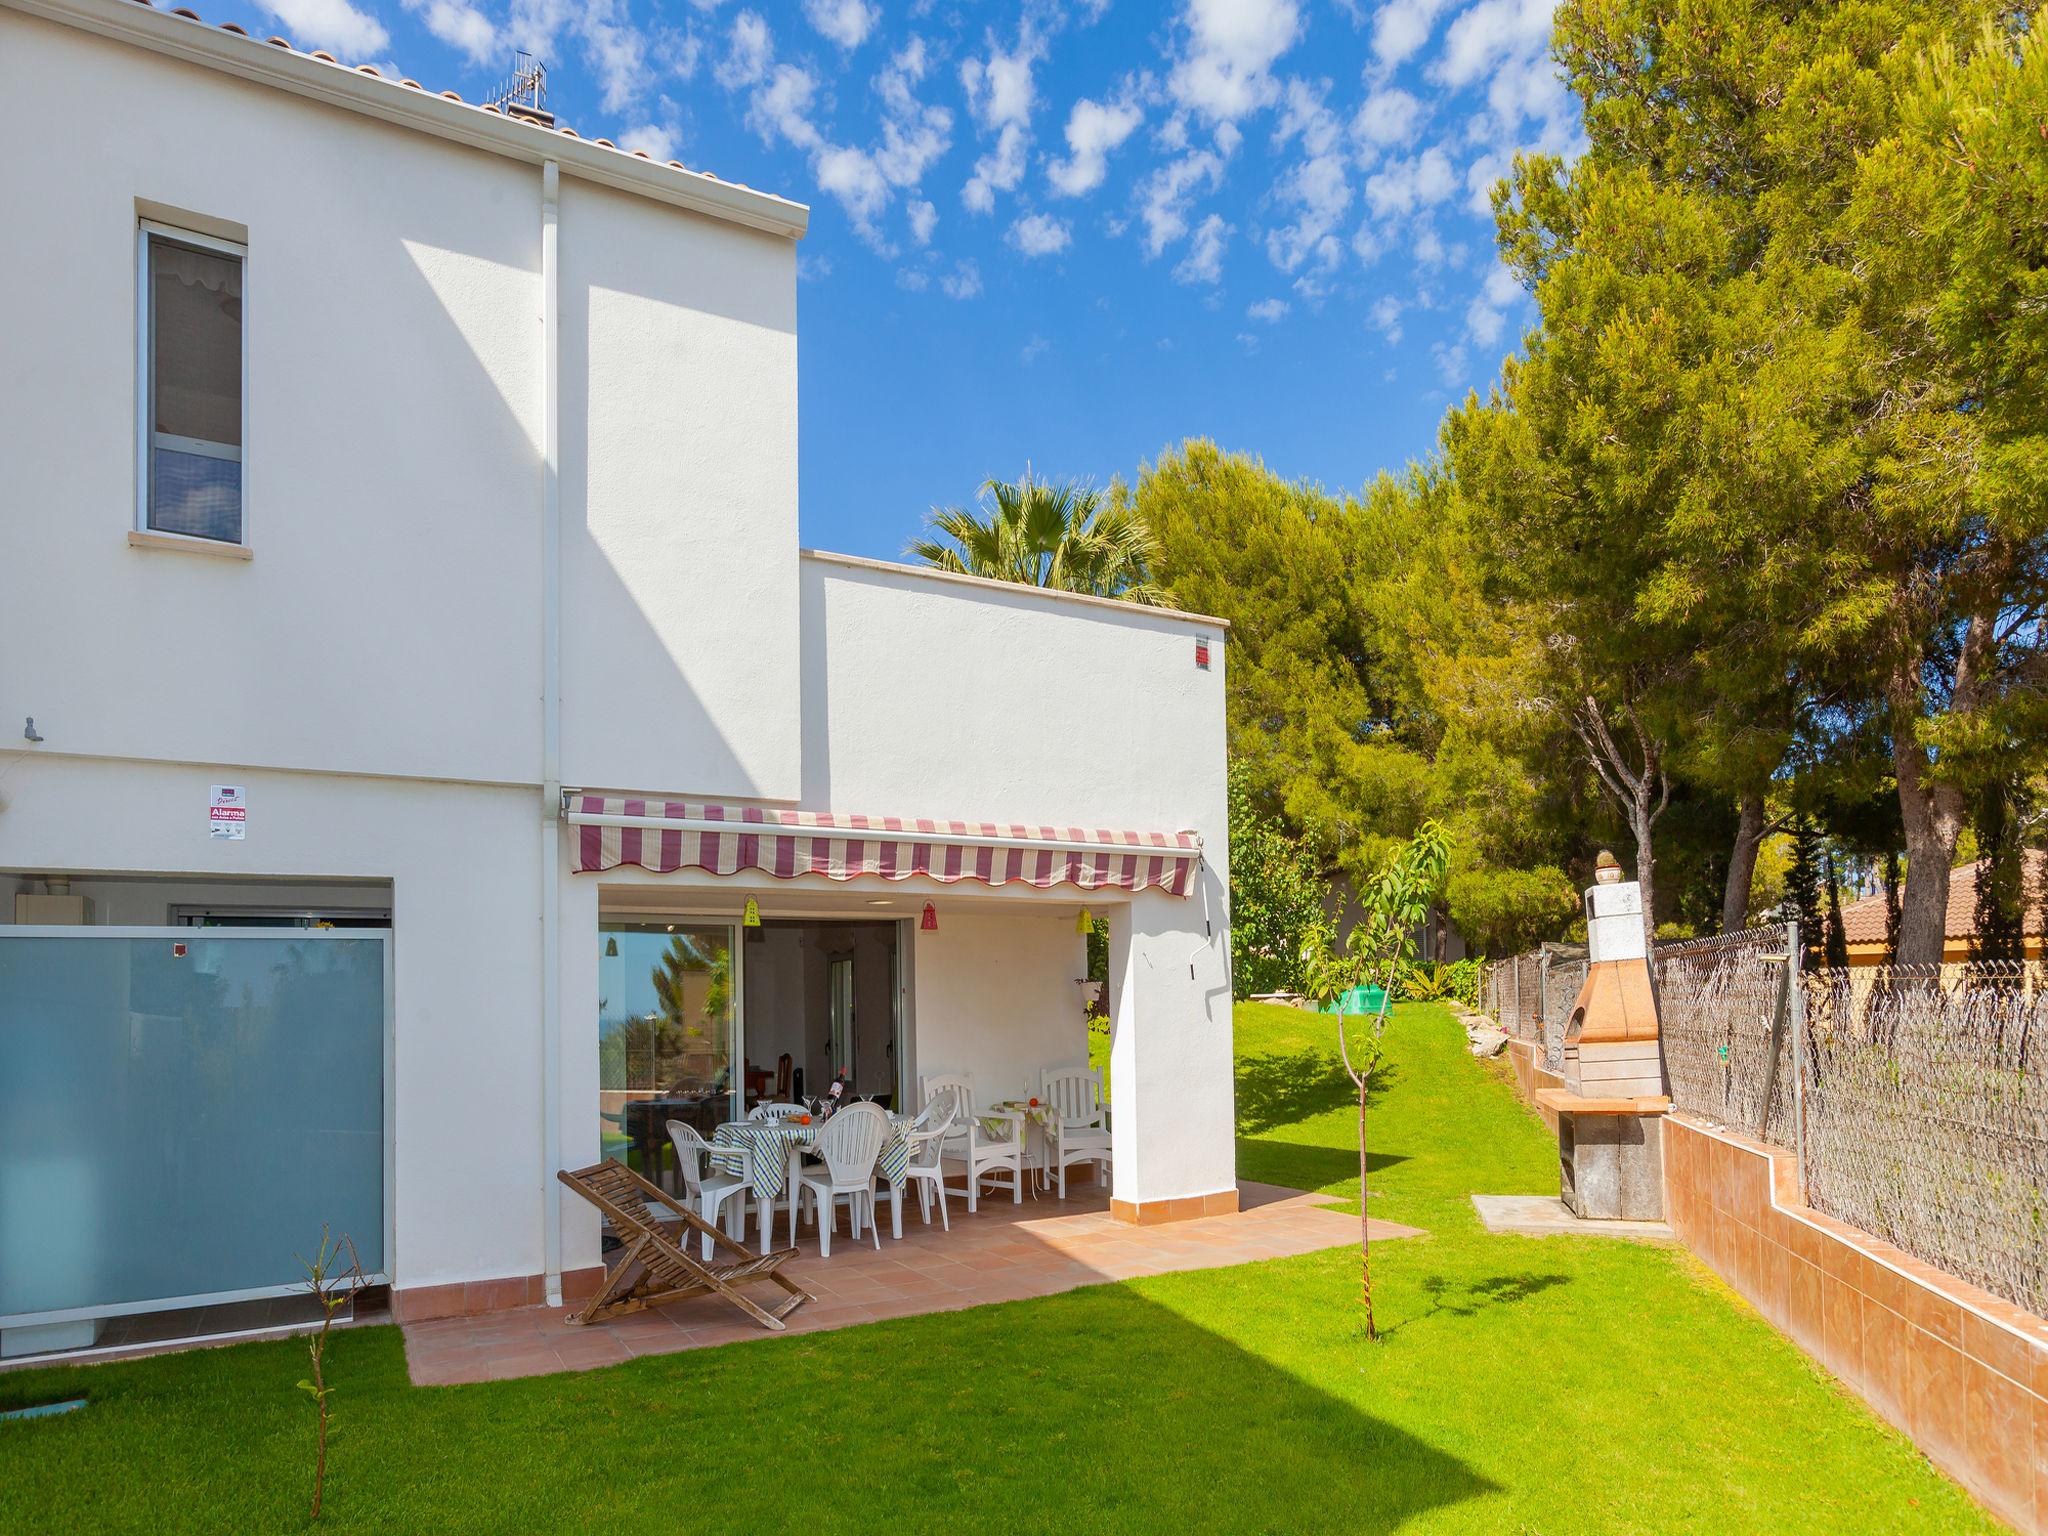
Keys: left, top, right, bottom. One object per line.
{"left": 391, "top": 1265, "right": 603, "bottom": 1324}
{"left": 1504, "top": 1036, "right": 1562, "bottom": 1133}
{"left": 1502, "top": 1039, "right": 2048, "bottom": 1532}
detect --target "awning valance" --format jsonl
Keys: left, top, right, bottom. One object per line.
{"left": 567, "top": 797, "right": 1199, "bottom": 896}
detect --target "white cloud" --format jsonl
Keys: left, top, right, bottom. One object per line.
{"left": 1432, "top": 337, "right": 1468, "bottom": 385}
{"left": 1465, "top": 292, "right": 1506, "bottom": 346}
{"left": 746, "top": 62, "right": 823, "bottom": 149}
{"left": 1266, "top": 83, "right": 1351, "bottom": 276}
{"left": 583, "top": 6, "right": 655, "bottom": 113}
{"left": 1009, "top": 212, "right": 1073, "bottom": 257}
{"left": 1463, "top": 262, "right": 1523, "bottom": 346}
{"left": 1047, "top": 95, "right": 1145, "bottom": 197}
{"left": 1433, "top": 0, "right": 1553, "bottom": 89}
{"left": 961, "top": 37, "right": 1039, "bottom": 128}
{"left": 908, "top": 198, "right": 938, "bottom": 245}
{"left": 940, "top": 259, "right": 983, "bottom": 299}
{"left": 1169, "top": 0, "right": 1302, "bottom": 123}
{"left": 405, "top": 0, "right": 495, "bottom": 63}
{"left": 1464, "top": 151, "right": 1509, "bottom": 214}
{"left": 797, "top": 251, "right": 834, "bottom": 281}
{"left": 717, "top": 9, "right": 773, "bottom": 88}
{"left": 1354, "top": 86, "right": 1422, "bottom": 147}
{"left": 1020, "top": 334, "right": 1051, "bottom": 363}
{"left": 1248, "top": 297, "right": 1289, "bottom": 321}
{"left": 1136, "top": 147, "right": 1227, "bottom": 255}
{"left": 718, "top": 21, "right": 953, "bottom": 248}
{"left": 1173, "top": 212, "right": 1231, "bottom": 283}
{"left": 958, "top": 29, "right": 1042, "bottom": 214}
{"left": 1273, "top": 76, "right": 1341, "bottom": 155}
{"left": 1369, "top": 0, "right": 1452, "bottom": 70}
{"left": 1364, "top": 145, "right": 1455, "bottom": 216}
{"left": 897, "top": 267, "right": 931, "bottom": 292}
{"left": 816, "top": 144, "right": 891, "bottom": 226}
{"left": 260, "top": 0, "right": 388, "bottom": 55}
{"left": 1369, "top": 293, "right": 1404, "bottom": 343}
{"left": 963, "top": 122, "right": 1028, "bottom": 212}
{"left": 617, "top": 121, "right": 679, "bottom": 160}
{"left": 803, "top": 0, "right": 877, "bottom": 49}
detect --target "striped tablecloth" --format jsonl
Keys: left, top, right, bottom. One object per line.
{"left": 712, "top": 1116, "right": 911, "bottom": 1202}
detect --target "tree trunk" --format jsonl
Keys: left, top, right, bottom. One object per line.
{"left": 1358, "top": 1076, "right": 1375, "bottom": 1340}
{"left": 1629, "top": 802, "right": 1659, "bottom": 954}
{"left": 1890, "top": 661, "right": 1968, "bottom": 968}
{"left": 1572, "top": 696, "right": 1671, "bottom": 954}
{"left": 1722, "top": 793, "right": 1766, "bottom": 934}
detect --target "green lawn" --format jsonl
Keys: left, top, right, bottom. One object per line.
{"left": 0, "top": 1004, "right": 1994, "bottom": 1533}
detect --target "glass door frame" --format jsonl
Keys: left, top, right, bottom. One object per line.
{"left": 596, "top": 913, "right": 746, "bottom": 1128}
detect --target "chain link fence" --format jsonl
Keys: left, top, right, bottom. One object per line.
{"left": 1479, "top": 929, "right": 2048, "bottom": 1317}
{"left": 1802, "top": 963, "right": 2046, "bottom": 1317}
{"left": 1655, "top": 925, "right": 1800, "bottom": 1148}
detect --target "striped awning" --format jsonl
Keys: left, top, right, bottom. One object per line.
{"left": 567, "top": 797, "right": 1200, "bottom": 896}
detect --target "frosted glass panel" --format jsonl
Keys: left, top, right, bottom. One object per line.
{"left": 0, "top": 932, "right": 385, "bottom": 1320}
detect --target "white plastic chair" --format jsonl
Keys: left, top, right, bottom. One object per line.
{"left": 891, "top": 1095, "right": 957, "bottom": 1232}
{"left": 792, "top": 1102, "right": 887, "bottom": 1257}
{"left": 749, "top": 1102, "right": 805, "bottom": 1121}
{"left": 921, "top": 1072, "right": 1023, "bottom": 1211}
{"left": 667, "top": 1121, "right": 753, "bottom": 1260}
{"left": 1042, "top": 1066, "right": 1112, "bottom": 1198}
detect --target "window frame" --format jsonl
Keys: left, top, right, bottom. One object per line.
{"left": 136, "top": 220, "right": 249, "bottom": 548}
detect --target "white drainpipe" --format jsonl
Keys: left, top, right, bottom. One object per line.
{"left": 539, "top": 159, "right": 564, "bottom": 1306}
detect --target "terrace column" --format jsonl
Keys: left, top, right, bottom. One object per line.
{"left": 1105, "top": 878, "right": 1237, "bottom": 1223}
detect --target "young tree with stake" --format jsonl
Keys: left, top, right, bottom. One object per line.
{"left": 1301, "top": 819, "right": 1450, "bottom": 1341}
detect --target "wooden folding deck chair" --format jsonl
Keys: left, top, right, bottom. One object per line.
{"left": 556, "top": 1161, "right": 813, "bottom": 1331}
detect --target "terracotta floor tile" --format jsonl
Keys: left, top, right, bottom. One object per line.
{"left": 398, "top": 1178, "right": 1392, "bottom": 1383}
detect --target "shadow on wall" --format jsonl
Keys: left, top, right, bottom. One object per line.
{"left": 397, "top": 224, "right": 761, "bottom": 800}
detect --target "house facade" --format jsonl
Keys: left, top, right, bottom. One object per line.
{"left": 1836, "top": 852, "right": 2046, "bottom": 966}
{"left": 0, "top": 0, "right": 1233, "bottom": 1359}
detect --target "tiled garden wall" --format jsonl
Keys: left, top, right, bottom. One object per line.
{"left": 1663, "top": 1114, "right": 2046, "bottom": 1534}
{"left": 1504, "top": 1037, "right": 1563, "bottom": 1134}
{"left": 1501, "top": 1039, "right": 2047, "bottom": 1532}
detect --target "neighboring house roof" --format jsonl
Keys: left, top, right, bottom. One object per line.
{"left": 8, "top": 0, "right": 810, "bottom": 238}
{"left": 1838, "top": 850, "right": 2048, "bottom": 946}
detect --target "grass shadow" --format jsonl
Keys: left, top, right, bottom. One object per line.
{"left": 0, "top": 1283, "right": 1501, "bottom": 1532}
{"left": 1238, "top": 1137, "right": 1409, "bottom": 1199}
{"left": 1377, "top": 1272, "right": 1574, "bottom": 1340}
{"left": 1236, "top": 1047, "right": 1394, "bottom": 1136}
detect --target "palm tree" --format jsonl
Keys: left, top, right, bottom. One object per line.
{"left": 909, "top": 469, "right": 1167, "bottom": 605}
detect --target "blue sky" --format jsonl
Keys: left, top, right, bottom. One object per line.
{"left": 219, "top": 0, "right": 1580, "bottom": 558}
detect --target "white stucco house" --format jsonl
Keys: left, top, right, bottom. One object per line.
{"left": 0, "top": 0, "right": 1234, "bottom": 1358}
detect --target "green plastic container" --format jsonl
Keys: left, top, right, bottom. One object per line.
{"left": 1321, "top": 985, "right": 1388, "bottom": 1016}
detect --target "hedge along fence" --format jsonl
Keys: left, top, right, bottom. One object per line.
{"left": 1483, "top": 928, "right": 2048, "bottom": 1319}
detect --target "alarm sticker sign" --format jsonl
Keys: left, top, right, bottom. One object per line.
{"left": 209, "top": 784, "right": 247, "bottom": 840}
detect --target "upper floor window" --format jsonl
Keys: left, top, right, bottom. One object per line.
{"left": 139, "top": 224, "right": 244, "bottom": 544}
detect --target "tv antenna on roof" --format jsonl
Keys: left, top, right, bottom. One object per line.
{"left": 488, "top": 51, "right": 551, "bottom": 125}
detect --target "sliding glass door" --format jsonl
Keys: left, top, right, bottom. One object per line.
{"left": 597, "top": 923, "right": 737, "bottom": 1188}
{"left": 0, "top": 929, "right": 386, "bottom": 1330}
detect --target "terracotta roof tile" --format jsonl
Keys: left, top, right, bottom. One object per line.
{"left": 1838, "top": 850, "right": 2048, "bottom": 945}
